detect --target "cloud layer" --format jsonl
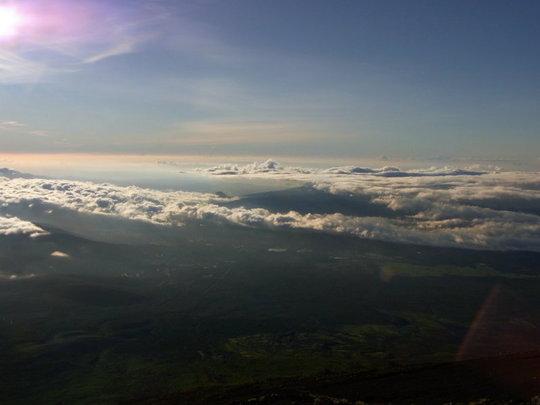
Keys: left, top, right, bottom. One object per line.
{"left": 0, "top": 163, "right": 539, "bottom": 251}
{"left": 0, "top": 215, "right": 47, "bottom": 237}
{"left": 200, "top": 161, "right": 540, "bottom": 251}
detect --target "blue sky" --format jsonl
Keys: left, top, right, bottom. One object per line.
{"left": 0, "top": 0, "right": 539, "bottom": 159}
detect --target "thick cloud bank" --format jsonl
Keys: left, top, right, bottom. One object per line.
{"left": 0, "top": 176, "right": 225, "bottom": 225}
{"left": 1, "top": 163, "right": 539, "bottom": 251}
{"left": 0, "top": 215, "right": 47, "bottom": 237}
{"left": 199, "top": 161, "right": 540, "bottom": 251}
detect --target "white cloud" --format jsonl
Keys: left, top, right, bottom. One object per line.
{"left": 50, "top": 250, "right": 70, "bottom": 258}
{"left": 0, "top": 215, "right": 47, "bottom": 237}
{"left": 0, "top": 164, "right": 539, "bottom": 251}
{"left": 0, "top": 51, "right": 51, "bottom": 84}
{"left": 204, "top": 159, "right": 283, "bottom": 175}
{"left": 28, "top": 130, "right": 47, "bottom": 137}
{"left": 201, "top": 159, "right": 312, "bottom": 176}
{"left": 0, "top": 120, "right": 48, "bottom": 138}
{"left": 83, "top": 37, "right": 139, "bottom": 64}
{"left": 0, "top": 175, "right": 227, "bottom": 226}
{"left": 1, "top": 273, "right": 36, "bottom": 280}
{"left": 197, "top": 161, "right": 540, "bottom": 251}
{"left": 1, "top": 121, "right": 25, "bottom": 127}
{"left": 201, "top": 161, "right": 488, "bottom": 178}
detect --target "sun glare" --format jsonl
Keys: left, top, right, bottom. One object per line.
{"left": 0, "top": 6, "right": 22, "bottom": 38}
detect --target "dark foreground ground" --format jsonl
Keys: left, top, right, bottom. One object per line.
{"left": 154, "top": 351, "right": 540, "bottom": 405}
{"left": 1, "top": 222, "right": 539, "bottom": 404}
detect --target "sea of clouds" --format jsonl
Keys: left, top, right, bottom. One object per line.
{"left": 0, "top": 162, "right": 539, "bottom": 251}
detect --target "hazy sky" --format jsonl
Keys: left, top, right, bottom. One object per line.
{"left": 0, "top": 0, "right": 539, "bottom": 159}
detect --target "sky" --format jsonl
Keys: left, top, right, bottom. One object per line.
{"left": 0, "top": 0, "right": 539, "bottom": 159}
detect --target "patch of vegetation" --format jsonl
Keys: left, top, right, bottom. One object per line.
{"left": 379, "top": 262, "right": 538, "bottom": 280}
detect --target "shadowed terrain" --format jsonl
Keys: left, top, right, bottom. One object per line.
{"left": 0, "top": 222, "right": 539, "bottom": 404}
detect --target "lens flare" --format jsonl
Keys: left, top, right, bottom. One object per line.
{"left": 0, "top": 6, "right": 22, "bottom": 38}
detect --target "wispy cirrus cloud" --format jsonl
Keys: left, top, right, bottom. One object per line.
{"left": 82, "top": 37, "right": 140, "bottom": 64}
{"left": 164, "top": 120, "right": 319, "bottom": 146}
{"left": 1, "top": 120, "right": 25, "bottom": 127}
{"left": 0, "top": 0, "right": 161, "bottom": 84}
{"left": 27, "top": 130, "right": 47, "bottom": 137}
{"left": 0, "top": 120, "right": 47, "bottom": 137}
{"left": 0, "top": 50, "right": 51, "bottom": 84}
